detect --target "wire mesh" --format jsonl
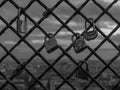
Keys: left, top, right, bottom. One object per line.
{"left": 0, "top": 0, "right": 120, "bottom": 90}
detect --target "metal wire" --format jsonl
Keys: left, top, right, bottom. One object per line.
{"left": 0, "top": 0, "right": 120, "bottom": 90}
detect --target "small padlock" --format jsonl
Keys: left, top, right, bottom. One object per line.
{"left": 23, "top": 15, "right": 28, "bottom": 33}
{"left": 44, "top": 33, "right": 58, "bottom": 53}
{"left": 12, "top": 62, "right": 27, "bottom": 77}
{"left": 17, "top": 7, "right": 23, "bottom": 33}
{"left": 42, "top": 8, "right": 51, "bottom": 18}
{"left": 83, "top": 18, "right": 98, "bottom": 41}
{"left": 17, "top": 7, "right": 27, "bottom": 34}
{"left": 76, "top": 61, "right": 89, "bottom": 80}
{"left": 72, "top": 33, "right": 87, "bottom": 53}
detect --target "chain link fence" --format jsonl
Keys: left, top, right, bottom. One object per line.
{"left": 0, "top": 0, "right": 120, "bottom": 90}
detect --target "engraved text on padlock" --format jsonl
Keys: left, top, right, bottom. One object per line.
{"left": 72, "top": 33, "right": 87, "bottom": 53}
{"left": 45, "top": 33, "right": 58, "bottom": 53}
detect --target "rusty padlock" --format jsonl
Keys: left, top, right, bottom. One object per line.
{"left": 83, "top": 18, "right": 98, "bottom": 41}
{"left": 76, "top": 61, "right": 89, "bottom": 80}
{"left": 44, "top": 33, "right": 58, "bottom": 53}
{"left": 72, "top": 33, "right": 87, "bottom": 53}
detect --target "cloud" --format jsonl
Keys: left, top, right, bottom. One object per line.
{"left": 3, "top": 41, "right": 16, "bottom": 45}
{"left": 100, "top": 28, "right": 114, "bottom": 35}
{"left": 100, "top": 0, "right": 120, "bottom": 6}
{"left": 29, "top": 30, "right": 83, "bottom": 38}
{"left": 31, "top": 40, "right": 44, "bottom": 44}
{"left": 13, "top": 0, "right": 28, "bottom": 6}
{"left": 29, "top": 31, "right": 73, "bottom": 40}
{"left": 29, "top": 34, "right": 44, "bottom": 37}
{"left": 29, "top": 38, "right": 113, "bottom": 50}
{"left": 53, "top": 0, "right": 120, "bottom": 22}
{"left": 2, "top": 38, "right": 114, "bottom": 50}
{"left": 31, "top": 39, "right": 71, "bottom": 46}
{"left": 99, "top": 21, "right": 116, "bottom": 29}
{"left": 0, "top": 21, "right": 5, "bottom": 26}
{"left": 1, "top": 0, "right": 120, "bottom": 31}
{"left": 110, "top": 34, "right": 120, "bottom": 43}
{"left": 1, "top": 0, "right": 120, "bottom": 46}
{"left": 57, "top": 39, "right": 71, "bottom": 45}
{"left": 46, "top": 17, "right": 82, "bottom": 27}
{"left": 1, "top": 0, "right": 120, "bottom": 22}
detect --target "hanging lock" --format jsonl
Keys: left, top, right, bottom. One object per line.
{"left": 23, "top": 15, "right": 28, "bottom": 34}
{"left": 83, "top": 18, "right": 98, "bottom": 41}
{"left": 17, "top": 7, "right": 28, "bottom": 34}
{"left": 72, "top": 33, "right": 87, "bottom": 53}
{"left": 76, "top": 61, "right": 89, "bottom": 80}
{"left": 17, "top": 7, "right": 22, "bottom": 33}
{"left": 44, "top": 33, "right": 58, "bottom": 53}
{"left": 42, "top": 8, "right": 51, "bottom": 18}
{"left": 12, "top": 62, "right": 27, "bottom": 77}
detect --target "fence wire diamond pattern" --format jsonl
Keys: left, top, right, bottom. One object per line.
{"left": 0, "top": 0, "right": 120, "bottom": 90}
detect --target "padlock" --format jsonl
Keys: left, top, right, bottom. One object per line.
{"left": 44, "top": 33, "right": 58, "bottom": 53}
{"left": 76, "top": 61, "right": 89, "bottom": 80}
{"left": 46, "top": 79, "right": 51, "bottom": 90}
{"left": 23, "top": 15, "right": 28, "bottom": 33}
{"left": 83, "top": 18, "right": 98, "bottom": 41}
{"left": 42, "top": 8, "right": 51, "bottom": 18}
{"left": 17, "top": 7, "right": 28, "bottom": 34}
{"left": 12, "top": 62, "right": 27, "bottom": 77}
{"left": 17, "top": 7, "right": 23, "bottom": 33}
{"left": 72, "top": 33, "right": 87, "bottom": 53}
{"left": 17, "top": 19, "right": 23, "bottom": 33}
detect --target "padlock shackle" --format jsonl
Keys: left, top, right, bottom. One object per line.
{"left": 44, "top": 33, "right": 53, "bottom": 42}
{"left": 23, "top": 15, "right": 28, "bottom": 33}
{"left": 78, "top": 60, "right": 89, "bottom": 72}
{"left": 17, "top": 7, "right": 27, "bottom": 34}
{"left": 85, "top": 18, "right": 95, "bottom": 32}
{"left": 18, "top": 7, "right": 23, "bottom": 20}
{"left": 71, "top": 33, "right": 82, "bottom": 41}
{"left": 18, "top": 8, "right": 21, "bottom": 20}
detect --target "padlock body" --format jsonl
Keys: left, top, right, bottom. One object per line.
{"left": 24, "top": 19, "right": 27, "bottom": 33}
{"left": 84, "top": 30, "right": 98, "bottom": 41}
{"left": 45, "top": 37, "right": 58, "bottom": 53}
{"left": 76, "top": 67, "right": 89, "bottom": 80}
{"left": 73, "top": 37, "right": 86, "bottom": 53}
{"left": 17, "top": 20, "right": 23, "bottom": 33}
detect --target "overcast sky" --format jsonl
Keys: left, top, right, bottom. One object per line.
{"left": 0, "top": 0, "right": 120, "bottom": 60}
